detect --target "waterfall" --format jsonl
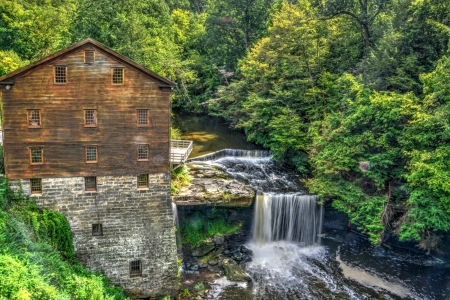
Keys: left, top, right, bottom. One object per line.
{"left": 187, "top": 149, "right": 271, "bottom": 162}
{"left": 252, "top": 193, "right": 323, "bottom": 246}
{"left": 172, "top": 202, "right": 182, "bottom": 252}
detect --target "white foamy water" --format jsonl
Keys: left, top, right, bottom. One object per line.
{"left": 246, "top": 242, "right": 360, "bottom": 300}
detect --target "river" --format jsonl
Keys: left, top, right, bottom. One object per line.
{"left": 173, "top": 112, "right": 450, "bottom": 300}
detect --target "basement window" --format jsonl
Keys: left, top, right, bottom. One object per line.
{"left": 130, "top": 260, "right": 142, "bottom": 277}
{"left": 137, "top": 145, "right": 149, "bottom": 161}
{"left": 92, "top": 224, "right": 103, "bottom": 236}
{"left": 137, "top": 109, "right": 149, "bottom": 126}
{"left": 30, "top": 147, "right": 43, "bottom": 164}
{"left": 85, "top": 146, "right": 98, "bottom": 163}
{"left": 84, "top": 109, "right": 97, "bottom": 127}
{"left": 27, "top": 109, "right": 41, "bottom": 128}
{"left": 85, "top": 50, "right": 95, "bottom": 63}
{"left": 112, "top": 68, "right": 124, "bottom": 84}
{"left": 137, "top": 174, "right": 148, "bottom": 188}
{"left": 54, "top": 66, "right": 67, "bottom": 83}
{"left": 30, "top": 178, "right": 42, "bottom": 194}
{"left": 85, "top": 176, "right": 97, "bottom": 191}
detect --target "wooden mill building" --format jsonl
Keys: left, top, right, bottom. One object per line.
{"left": 0, "top": 38, "right": 181, "bottom": 298}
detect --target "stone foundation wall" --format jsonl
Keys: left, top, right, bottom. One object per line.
{"left": 9, "top": 174, "right": 178, "bottom": 299}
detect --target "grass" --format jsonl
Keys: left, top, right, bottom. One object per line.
{"left": 0, "top": 177, "right": 129, "bottom": 300}
{"left": 179, "top": 209, "right": 241, "bottom": 248}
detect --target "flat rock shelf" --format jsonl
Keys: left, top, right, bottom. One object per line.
{"left": 172, "top": 163, "right": 255, "bottom": 207}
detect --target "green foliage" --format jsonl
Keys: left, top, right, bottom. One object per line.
{"left": 193, "top": 282, "right": 205, "bottom": 292}
{"left": 398, "top": 55, "right": 450, "bottom": 243}
{"left": 210, "top": 2, "right": 338, "bottom": 172}
{"left": 0, "top": 0, "right": 75, "bottom": 61}
{"left": 0, "top": 50, "right": 28, "bottom": 76}
{"left": 0, "top": 145, "right": 4, "bottom": 175}
{"left": 171, "top": 165, "right": 191, "bottom": 195}
{"left": 306, "top": 73, "right": 421, "bottom": 242}
{"left": 0, "top": 178, "right": 129, "bottom": 300}
{"left": 180, "top": 288, "right": 190, "bottom": 296}
{"left": 179, "top": 209, "right": 240, "bottom": 248}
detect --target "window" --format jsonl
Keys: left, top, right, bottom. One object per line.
{"left": 137, "top": 110, "right": 149, "bottom": 126}
{"left": 85, "top": 176, "right": 97, "bottom": 191}
{"left": 54, "top": 66, "right": 67, "bottom": 83}
{"left": 84, "top": 110, "right": 97, "bottom": 127}
{"left": 130, "top": 260, "right": 142, "bottom": 277}
{"left": 30, "top": 147, "right": 43, "bottom": 164}
{"left": 112, "top": 68, "right": 123, "bottom": 84}
{"left": 85, "top": 50, "right": 95, "bottom": 63}
{"left": 30, "top": 178, "right": 42, "bottom": 194}
{"left": 27, "top": 109, "right": 41, "bottom": 128}
{"left": 137, "top": 145, "right": 149, "bottom": 161}
{"left": 137, "top": 174, "right": 148, "bottom": 188}
{"left": 92, "top": 224, "right": 103, "bottom": 236}
{"left": 85, "top": 146, "right": 98, "bottom": 163}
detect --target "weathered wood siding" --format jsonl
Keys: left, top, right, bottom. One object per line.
{"left": 2, "top": 44, "right": 170, "bottom": 179}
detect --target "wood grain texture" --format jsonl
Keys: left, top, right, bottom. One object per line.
{"left": 2, "top": 44, "right": 171, "bottom": 179}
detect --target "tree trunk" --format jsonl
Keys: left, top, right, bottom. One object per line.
{"left": 361, "top": 23, "right": 371, "bottom": 50}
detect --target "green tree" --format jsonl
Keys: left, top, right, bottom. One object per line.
{"left": 210, "top": 1, "right": 336, "bottom": 171}
{"left": 306, "top": 74, "right": 420, "bottom": 243}
{"left": 0, "top": 0, "right": 75, "bottom": 61}
{"left": 315, "top": 0, "right": 389, "bottom": 49}
{"left": 399, "top": 55, "right": 450, "bottom": 248}
{"left": 204, "top": 0, "right": 276, "bottom": 70}
{"left": 0, "top": 50, "right": 28, "bottom": 76}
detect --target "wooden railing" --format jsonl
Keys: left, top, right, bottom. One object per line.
{"left": 170, "top": 139, "right": 193, "bottom": 164}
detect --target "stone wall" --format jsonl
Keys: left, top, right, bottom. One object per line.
{"left": 9, "top": 174, "right": 178, "bottom": 299}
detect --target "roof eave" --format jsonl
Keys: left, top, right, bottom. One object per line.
{"left": 0, "top": 38, "right": 176, "bottom": 87}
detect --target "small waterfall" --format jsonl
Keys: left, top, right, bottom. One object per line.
{"left": 172, "top": 202, "right": 182, "bottom": 252}
{"left": 252, "top": 193, "right": 323, "bottom": 246}
{"left": 187, "top": 149, "right": 271, "bottom": 162}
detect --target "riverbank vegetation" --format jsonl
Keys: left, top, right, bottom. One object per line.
{"left": 180, "top": 209, "right": 241, "bottom": 248}
{"left": 0, "top": 178, "right": 129, "bottom": 299}
{"left": 1, "top": 0, "right": 449, "bottom": 249}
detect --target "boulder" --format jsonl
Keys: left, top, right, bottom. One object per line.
{"left": 190, "top": 264, "right": 199, "bottom": 271}
{"left": 240, "top": 245, "right": 253, "bottom": 256}
{"left": 208, "top": 258, "right": 218, "bottom": 266}
{"left": 207, "top": 265, "right": 221, "bottom": 273}
{"left": 222, "top": 258, "right": 252, "bottom": 282}
{"left": 213, "top": 235, "right": 225, "bottom": 246}
{"left": 232, "top": 249, "right": 244, "bottom": 261}
{"left": 191, "top": 242, "right": 215, "bottom": 257}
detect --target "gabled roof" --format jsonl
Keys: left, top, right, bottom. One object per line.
{"left": 0, "top": 38, "right": 176, "bottom": 87}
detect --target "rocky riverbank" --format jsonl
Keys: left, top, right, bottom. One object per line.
{"left": 172, "top": 163, "right": 255, "bottom": 207}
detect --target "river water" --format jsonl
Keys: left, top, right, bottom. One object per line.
{"left": 173, "top": 113, "right": 450, "bottom": 300}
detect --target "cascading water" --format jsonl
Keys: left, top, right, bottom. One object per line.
{"left": 253, "top": 194, "right": 323, "bottom": 246}
{"left": 172, "top": 202, "right": 182, "bottom": 252}
{"left": 187, "top": 149, "right": 441, "bottom": 300}
{"left": 186, "top": 149, "right": 271, "bottom": 162}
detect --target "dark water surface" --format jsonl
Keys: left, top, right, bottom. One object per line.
{"left": 172, "top": 112, "right": 262, "bottom": 158}
{"left": 174, "top": 112, "right": 450, "bottom": 300}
